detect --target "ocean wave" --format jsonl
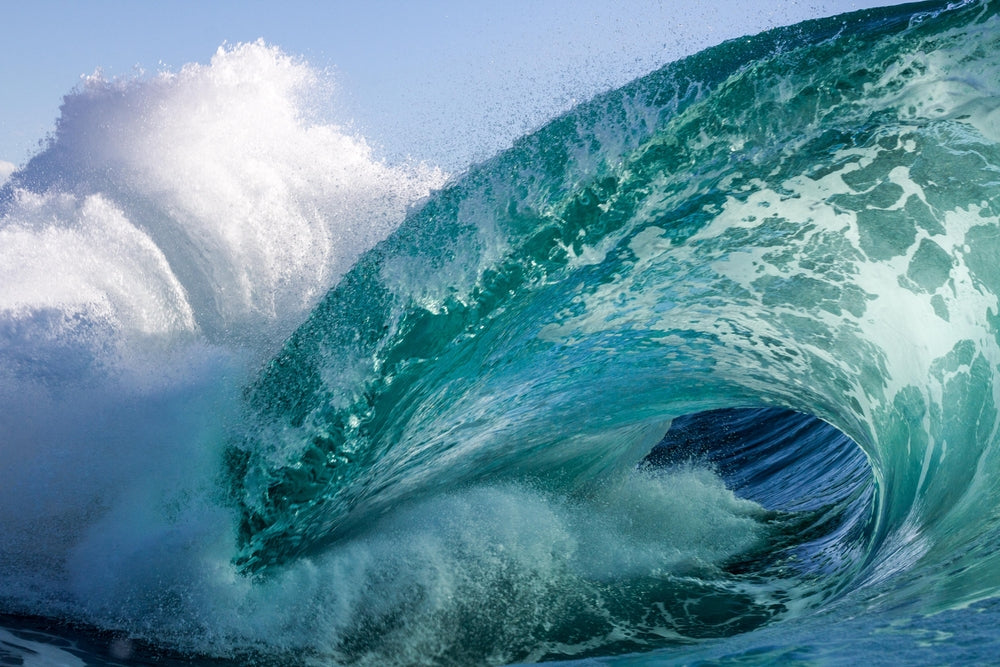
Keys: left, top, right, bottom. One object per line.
{"left": 4, "top": 2, "right": 1000, "bottom": 665}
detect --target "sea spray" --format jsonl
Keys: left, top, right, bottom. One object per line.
{"left": 2, "top": 40, "right": 446, "bottom": 350}
{"left": 0, "top": 40, "right": 443, "bottom": 649}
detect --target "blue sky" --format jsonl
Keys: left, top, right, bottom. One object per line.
{"left": 1, "top": 1, "right": 909, "bottom": 171}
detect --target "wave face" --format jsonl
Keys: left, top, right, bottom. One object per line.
{"left": 5, "top": 1, "right": 1000, "bottom": 665}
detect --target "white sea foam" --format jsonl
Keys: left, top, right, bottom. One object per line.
{"left": 38, "top": 471, "right": 766, "bottom": 664}
{"left": 0, "top": 41, "right": 446, "bottom": 639}
{"left": 4, "top": 40, "right": 446, "bottom": 350}
{"left": 0, "top": 627, "right": 86, "bottom": 667}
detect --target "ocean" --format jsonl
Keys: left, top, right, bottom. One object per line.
{"left": 3, "top": 1, "right": 1000, "bottom": 664}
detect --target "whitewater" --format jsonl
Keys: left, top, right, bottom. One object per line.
{"left": 4, "top": 1, "right": 1000, "bottom": 664}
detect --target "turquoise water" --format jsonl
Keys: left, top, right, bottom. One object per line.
{"left": 4, "top": 1, "right": 1000, "bottom": 664}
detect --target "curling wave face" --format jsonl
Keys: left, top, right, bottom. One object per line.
{"left": 4, "top": 1, "right": 1000, "bottom": 665}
